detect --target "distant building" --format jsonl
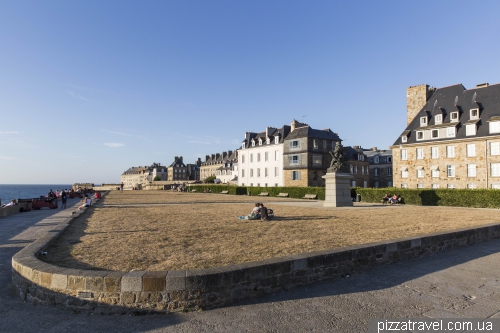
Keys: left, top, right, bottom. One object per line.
{"left": 363, "top": 148, "right": 393, "bottom": 188}
{"left": 167, "top": 156, "right": 187, "bottom": 181}
{"left": 120, "top": 162, "right": 167, "bottom": 189}
{"left": 343, "top": 146, "right": 370, "bottom": 187}
{"left": 215, "top": 151, "right": 238, "bottom": 184}
{"left": 186, "top": 158, "right": 202, "bottom": 181}
{"left": 200, "top": 151, "right": 237, "bottom": 182}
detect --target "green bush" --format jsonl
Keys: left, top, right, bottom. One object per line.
{"left": 204, "top": 175, "right": 216, "bottom": 183}
{"left": 352, "top": 187, "right": 500, "bottom": 208}
{"left": 188, "top": 185, "right": 325, "bottom": 200}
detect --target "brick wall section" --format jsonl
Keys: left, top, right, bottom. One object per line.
{"left": 11, "top": 206, "right": 500, "bottom": 314}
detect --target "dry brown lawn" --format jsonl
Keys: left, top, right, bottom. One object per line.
{"left": 42, "top": 191, "right": 500, "bottom": 272}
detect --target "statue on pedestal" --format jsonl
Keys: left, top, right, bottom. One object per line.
{"left": 328, "top": 141, "right": 348, "bottom": 173}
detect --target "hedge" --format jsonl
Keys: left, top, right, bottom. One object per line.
{"left": 187, "top": 185, "right": 325, "bottom": 200}
{"left": 353, "top": 187, "right": 500, "bottom": 209}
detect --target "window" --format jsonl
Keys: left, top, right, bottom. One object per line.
{"left": 491, "top": 142, "right": 500, "bottom": 156}
{"left": 350, "top": 165, "right": 353, "bottom": 174}
{"left": 312, "top": 154, "right": 322, "bottom": 166}
{"left": 492, "top": 184, "right": 500, "bottom": 189}
{"left": 258, "top": 139, "right": 262, "bottom": 146}
{"left": 290, "top": 140, "right": 300, "bottom": 149}
{"left": 274, "top": 167, "right": 279, "bottom": 177}
{"left": 431, "top": 167, "right": 439, "bottom": 178}
{"left": 420, "top": 117, "right": 427, "bottom": 126}
{"left": 401, "top": 184, "right": 408, "bottom": 188}
{"left": 467, "top": 164, "right": 476, "bottom": 177}
{"left": 401, "top": 136, "right": 407, "bottom": 143}
{"left": 431, "top": 184, "right": 440, "bottom": 189}
{"left": 289, "top": 155, "right": 301, "bottom": 164}
{"left": 291, "top": 171, "right": 301, "bottom": 180}
{"left": 435, "top": 114, "right": 442, "bottom": 124}
{"left": 275, "top": 150, "right": 279, "bottom": 161}
{"left": 417, "top": 184, "right": 424, "bottom": 188}
{"left": 358, "top": 154, "right": 364, "bottom": 161}
{"left": 388, "top": 167, "right": 392, "bottom": 175}
{"left": 416, "top": 131, "right": 424, "bottom": 140}
{"left": 491, "top": 163, "right": 500, "bottom": 177}
{"left": 467, "top": 184, "right": 477, "bottom": 189}
{"left": 265, "top": 152, "right": 269, "bottom": 161}
{"left": 431, "top": 146, "right": 439, "bottom": 159}
{"left": 416, "top": 148, "right": 424, "bottom": 160}
{"left": 387, "top": 181, "right": 393, "bottom": 187}
{"left": 401, "top": 168, "right": 408, "bottom": 178}
{"left": 323, "top": 140, "right": 327, "bottom": 150}
{"left": 257, "top": 153, "right": 261, "bottom": 162}
{"left": 241, "top": 155, "right": 245, "bottom": 163}
{"left": 446, "top": 146, "right": 455, "bottom": 158}
{"left": 431, "top": 129, "right": 439, "bottom": 138}
{"left": 374, "top": 168, "right": 379, "bottom": 177}
{"left": 250, "top": 154, "right": 253, "bottom": 163}
{"left": 242, "top": 143, "right": 246, "bottom": 149}
{"left": 446, "top": 127, "right": 456, "bottom": 138}
{"left": 352, "top": 181, "right": 356, "bottom": 187}
{"left": 374, "top": 181, "right": 379, "bottom": 188}
{"left": 374, "top": 156, "right": 379, "bottom": 163}
{"left": 266, "top": 138, "right": 270, "bottom": 144}
{"left": 466, "top": 124, "right": 476, "bottom": 136}
{"left": 401, "top": 149, "right": 408, "bottom": 160}
{"left": 417, "top": 168, "right": 424, "bottom": 178}
{"left": 450, "top": 112, "right": 459, "bottom": 122}
{"left": 257, "top": 168, "right": 260, "bottom": 177}
{"left": 250, "top": 169, "right": 254, "bottom": 177}
{"left": 275, "top": 137, "right": 279, "bottom": 144}
{"left": 265, "top": 168, "right": 268, "bottom": 177}
{"left": 313, "top": 139, "right": 319, "bottom": 149}
{"left": 490, "top": 121, "right": 500, "bottom": 134}
{"left": 467, "top": 144, "right": 476, "bottom": 157}
{"left": 447, "top": 165, "right": 456, "bottom": 177}
{"left": 447, "top": 184, "right": 456, "bottom": 189}
{"left": 388, "top": 157, "right": 392, "bottom": 163}
{"left": 354, "top": 165, "right": 357, "bottom": 174}
{"left": 251, "top": 140, "right": 255, "bottom": 147}
{"left": 470, "top": 108, "right": 479, "bottom": 119}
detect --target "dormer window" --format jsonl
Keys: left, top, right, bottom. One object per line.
{"left": 450, "top": 112, "right": 459, "bottom": 122}
{"left": 251, "top": 140, "right": 255, "bottom": 147}
{"left": 420, "top": 117, "right": 428, "bottom": 126}
{"left": 374, "top": 156, "right": 379, "bottom": 164}
{"left": 490, "top": 121, "right": 500, "bottom": 134}
{"left": 446, "top": 127, "right": 456, "bottom": 138}
{"left": 416, "top": 131, "right": 424, "bottom": 141}
{"left": 431, "top": 129, "right": 439, "bottom": 139}
{"left": 401, "top": 136, "right": 407, "bottom": 143}
{"left": 275, "top": 137, "right": 279, "bottom": 144}
{"left": 258, "top": 139, "right": 262, "bottom": 146}
{"left": 242, "top": 143, "right": 246, "bottom": 149}
{"left": 313, "top": 139, "right": 319, "bottom": 149}
{"left": 435, "top": 114, "right": 442, "bottom": 125}
{"left": 466, "top": 124, "right": 476, "bottom": 136}
{"left": 470, "top": 108, "right": 479, "bottom": 120}
{"left": 266, "top": 138, "right": 270, "bottom": 144}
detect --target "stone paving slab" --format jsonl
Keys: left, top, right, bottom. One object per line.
{"left": 1, "top": 200, "right": 500, "bottom": 332}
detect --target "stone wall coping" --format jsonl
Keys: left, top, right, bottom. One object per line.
{"left": 11, "top": 194, "right": 500, "bottom": 312}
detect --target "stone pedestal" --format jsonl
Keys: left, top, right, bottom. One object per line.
{"left": 322, "top": 172, "right": 353, "bottom": 207}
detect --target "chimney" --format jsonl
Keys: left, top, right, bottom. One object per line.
{"left": 216, "top": 153, "right": 220, "bottom": 159}
{"left": 179, "top": 156, "right": 183, "bottom": 163}
{"left": 228, "top": 150, "right": 233, "bottom": 157}
{"left": 211, "top": 154, "right": 215, "bottom": 160}
{"left": 174, "top": 156, "right": 178, "bottom": 162}
{"left": 372, "top": 147, "right": 377, "bottom": 151}
{"left": 406, "top": 84, "right": 435, "bottom": 126}
{"left": 222, "top": 151, "right": 227, "bottom": 159}
{"left": 205, "top": 155, "right": 210, "bottom": 162}
{"left": 291, "top": 119, "right": 298, "bottom": 132}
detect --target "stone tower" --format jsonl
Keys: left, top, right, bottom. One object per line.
{"left": 406, "top": 84, "right": 435, "bottom": 125}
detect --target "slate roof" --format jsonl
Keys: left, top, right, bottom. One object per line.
{"left": 393, "top": 83, "right": 500, "bottom": 145}
{"left": 241, "top": 125, "right": 291, "bottom": 148}
{"left": 285, "top": 126, "right": 342, "bottom": 141}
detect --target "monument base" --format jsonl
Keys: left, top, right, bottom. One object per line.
{"left": 322, "top": 172, "right": 353, "bottom": 207}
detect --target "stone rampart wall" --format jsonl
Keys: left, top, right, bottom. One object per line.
{"left": 11, "top": 199, "right": 500, "bottom": 314}
{"left": 1, "top": 202, "right": 32, "bottom": 218}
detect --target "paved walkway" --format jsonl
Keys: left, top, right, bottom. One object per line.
{"left": 1, "top": 202, "right": 500, "bottom": 332}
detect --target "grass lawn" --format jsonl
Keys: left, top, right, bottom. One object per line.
{"left": 41, "top": 191, "right": 500, "bottom": 272}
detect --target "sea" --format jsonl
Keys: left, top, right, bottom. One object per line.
{"left": 0, "top": 184, "right": 73, "bottom": 206}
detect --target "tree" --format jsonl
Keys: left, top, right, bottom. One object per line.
{"left": 153, "top": 176, "right": 162, "bottom": 181}
{"left": 204, "top": 175, "right": 216, "bottom": 183}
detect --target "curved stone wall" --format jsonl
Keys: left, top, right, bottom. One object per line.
{"left": 11, "top": 203, "right": 500, "bottom": 314}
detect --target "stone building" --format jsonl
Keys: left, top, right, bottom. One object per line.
{"left": 215, "top": 151, "right": 238, "bottom": 184}
{"left": 200, "top": 151, "right": 237, "bottom": 182}
{"left": 167, "top": 156, "right": 187, "bottom": 181}
{"left": 363, "top": 148, "right": 393, "bottom": 188}
{"left": 391, "top": 82, "right": 500, "bottom": 189}
{"left": 186, "top": 158, "right": 201, "bottom": 181}
{"left": 283, "top": 120, "right": 342, "bottom": 187}
{"left": 343, "top": 146, "right": 370, "bottom": 188}
{"left": 120, "top": 162, "right": 167, "bottom": 189}
{"left": 238, "top": 126, "right": 290, "bottom": 187}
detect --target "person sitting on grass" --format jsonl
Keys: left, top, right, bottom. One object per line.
{"left": 259, "top": 203, "right": 268, "bottom": 221}
{"left": 382, "top": 193, "right": 389, "bottom": 204}
{"left": 238, "top": 203, "right": 261, "bottom": 220}
{"left": 78, "top": 194, "right": 92, "bottom": 210}
{"left": 389, "top": 194, "right": 399, "bottom": 205}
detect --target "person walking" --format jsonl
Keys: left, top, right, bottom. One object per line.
{"left": 60, "top": 190, "right": 67, "bottom": 209}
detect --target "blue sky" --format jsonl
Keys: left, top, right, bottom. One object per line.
{"left": 1, "top": 1, "right": 500, "bottom": 184}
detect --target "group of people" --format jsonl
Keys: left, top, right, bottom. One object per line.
{"left": 382, "top": 193, "right": 401, "bottom": 205}
{"left": 0, "top": 199, "right": 17, "bottom": 208}
{"left": 238, "top": 203, "right": 274, "bottom": 221}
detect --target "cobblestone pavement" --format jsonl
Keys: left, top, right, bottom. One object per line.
{"left": 1, "top": 201, "right": 500, "bottom": 332}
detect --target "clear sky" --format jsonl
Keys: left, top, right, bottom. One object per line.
{"left": 1, "top": 1, "right": 500, "bottom": 184}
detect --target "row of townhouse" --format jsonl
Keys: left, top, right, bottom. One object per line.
{"left": 392, "top": 82, "right": 500, "bottom": 189}
{"left": 120, "top": 163, "right": 168, "bottom": 189}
